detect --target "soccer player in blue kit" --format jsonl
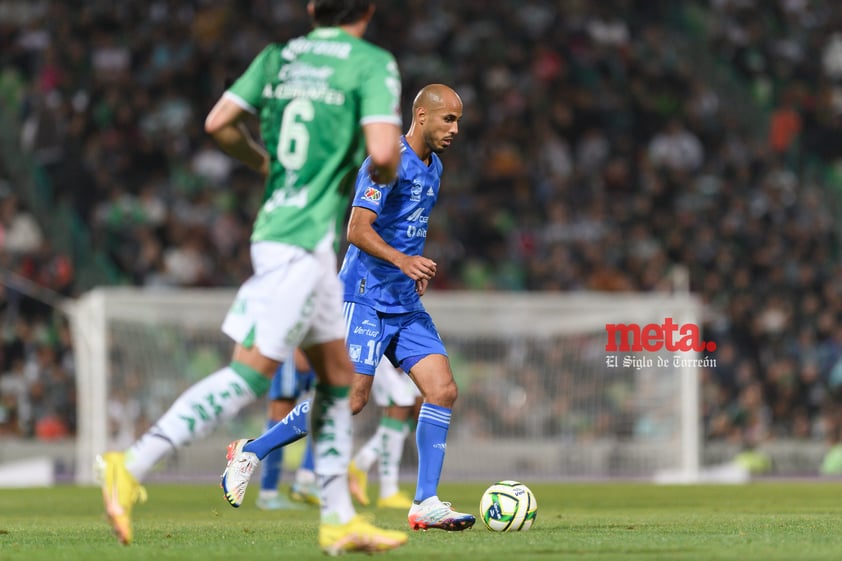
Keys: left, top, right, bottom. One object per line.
{"left": 222, "top": 83, "right": 475, "bottom": 531}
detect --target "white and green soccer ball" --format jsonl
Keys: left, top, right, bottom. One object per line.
{"left": 479, "top": 480, "right": 537, "bottom": 532}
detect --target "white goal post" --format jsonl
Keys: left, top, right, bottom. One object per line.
{"left": 68, "top": 288, "right": 702, "bottom": 485}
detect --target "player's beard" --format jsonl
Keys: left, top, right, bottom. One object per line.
{"left": 430, "top": 134, "right": 451, "bottom": 154}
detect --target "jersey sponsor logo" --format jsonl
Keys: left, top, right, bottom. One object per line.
{"left": 410, "top": 180, "right": 423, "bottom": 202}
{"left": 262, "top": 83, "right": 345, "bottom": 105}
{"left": 282, "top": 37, "right": 352, "bottom": 60}
{"left": 353, "top": 326, "right": 380, "bottom": 337}
{"left": 407, "top": 207, "right": 424, "bottom": 222}
{"left": 264, "top": 186, "right": 308, "bottom": 212}
{"left": 362, "top": 319, "right": 377, "bottom": 327}
{"left": 406, "top": 225, "right": 427, "bottom": 238}
{"left": 362, "top": 186, "right": 382, "bottom": 203}
{"left": 348, "top": 344, "right": 363, "bottom": 363}
{"left": 278, "top": 62, "right": 335, "bottom": 82}
{"left": 405, "top": 208, "right": 429, "bottom": 234}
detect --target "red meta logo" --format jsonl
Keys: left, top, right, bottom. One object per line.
{"left": 604, "top": 318, "right": 716, "bottom": 352}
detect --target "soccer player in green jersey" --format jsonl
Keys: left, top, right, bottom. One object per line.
{"left": 97, "top": 1, "right": 407, "bottom": 553}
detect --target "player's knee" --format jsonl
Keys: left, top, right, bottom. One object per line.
{"left": 428, "top": 379, "right": 458, "bottom": 408}
{"left": 444, "top": 380, "right": 459, "bottom": 407}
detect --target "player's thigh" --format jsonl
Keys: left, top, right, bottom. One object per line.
{"left": 392, "top": 312, "right": 455, "bottom": 403}
{"left": 407, "top": 353, "right": 456, "bottom": 403}
{"left": 222, "top": 242, "right": 320, "bottom": 362}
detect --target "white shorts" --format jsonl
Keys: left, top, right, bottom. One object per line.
{"left": 221, "top": 241, "right": 345, "bottom": 362}
{"left": 371, "top": 358, "right": 421, "bottom": 407}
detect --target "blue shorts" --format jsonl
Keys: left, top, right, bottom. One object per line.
{"left": 269, "top": 359, "right": 315, "bottom": 401}
{"left": 343, "top": 302, "right": 447, "bottom": 376}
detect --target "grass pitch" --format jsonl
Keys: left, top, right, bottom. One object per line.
{"left": 2, "top": 481, "right": 842, "bottom": 560}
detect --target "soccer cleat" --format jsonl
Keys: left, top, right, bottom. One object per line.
{"left": 221, "top": 439, "right": 259, "bottom": 508}
{"left": 256, "top": 494, "right": 306, "bottom": 511}
{"left": 319, "top": 514, "right": 408, "bottom": 556}
{"left": 347, "top": 460, "right": 370, "bottom": 506}
{"left": 96, "top": 452, "right": 147, "bottom": 545}
{"left": 377, "top": 491, "right": 413, "bottom": 509}
{"left": 408, "top": 497, "right": 476, "bottom": 531}
{"left": 289, "top": 480, "right": 321, "bottom": 506}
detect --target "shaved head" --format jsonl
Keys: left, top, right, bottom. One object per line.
{"left": 412, "top": 84, "right": 462, "bottom": 113}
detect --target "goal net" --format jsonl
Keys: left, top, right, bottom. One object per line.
{"left": 69, "top": 288, "right": 702, "bottom": 484}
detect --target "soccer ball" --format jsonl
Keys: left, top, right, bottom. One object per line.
{"left": 479, "top": 480, "right": 537, "bottom": 532}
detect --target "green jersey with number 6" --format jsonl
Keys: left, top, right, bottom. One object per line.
{"left": 225, "top": 27, "right": 401, "bottom": 250}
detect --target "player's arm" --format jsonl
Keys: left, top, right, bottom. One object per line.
{"left": 205, "top": 46, "right": 272, "bottom": 176}
{"left": 360, "top": 55, "right": 402, "bottom": 183}
{"left": 347, "top": 206, "right": 437, "bottom": 281}
{"left": 204, "top": 97, "right": 269, "bottom": 176}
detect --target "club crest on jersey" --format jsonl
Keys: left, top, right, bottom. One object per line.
{"left": 348, "top": 344, "right": 362, "bottom": 363}
{"left": 411, "top": 180, "right": 424, "bottom": 202}
{"left": 362, "top": 186, "right": 382, "bottom": 204}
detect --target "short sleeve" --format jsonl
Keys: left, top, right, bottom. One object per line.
{"left": 224, "top": 46, "right": 273, "bottom": 114}
{"left": 359, "top": 53, "right": 402, "bottom": 126}
{"left": 351, "top": 156, "right": 395, "bottom": 214}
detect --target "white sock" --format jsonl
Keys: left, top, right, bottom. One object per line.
{"left": 124, "top": 365, "right": 263, "bottom": 480}
{"left": 311, "top": 385, "right": 355, "bottom": 524}
{"left": 353, "top": 427, "right": 384, "bottom": 472}
{"left": 296, "top": 468, "right": 316, "bottom": 485}
{"left": 378, "top": 420, "right": 409, "bottom": 498}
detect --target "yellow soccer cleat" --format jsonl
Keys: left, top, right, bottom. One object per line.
{"left": 96, "top": 452, "right": 147, "bottom": 545}
{"left": 319, "top": 514, "right": 408, "bottom": 556}
{"left": 289, "top": 480, "right": 321, "bottom": 506}
{"left": 347, "top": 460, "right": 370, "bottom": 506}
{"left": 376, "top": 491, "right": 413, "bottom": 509}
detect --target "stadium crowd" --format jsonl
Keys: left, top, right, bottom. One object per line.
{"left": 1, "top": 0, "right": 842, "bottom": 461}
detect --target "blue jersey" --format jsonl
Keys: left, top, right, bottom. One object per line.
{"left": 339, "top": 136, "right": 442, "bottom": 313}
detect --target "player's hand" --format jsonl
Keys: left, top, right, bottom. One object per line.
{"left": 368, "top": 160, "right": 396, "bottom": 185}
{"left": 416, "top": 278, "right": 429, "bottom": 296}
{"left": 398, "top": 255, "right": 437, "bottom": 281}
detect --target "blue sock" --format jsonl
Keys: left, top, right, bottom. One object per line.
{"left": 414, "top": 403, "right": 451, "bottom": 502}
{"left": 300, "top": 436, "right": 315, "bottom": 472}
{"left": 260, "top": 419, "right": 284, "bottom": 491}
{"left": 244, "top": 400, "right": 310, "bottom": 460}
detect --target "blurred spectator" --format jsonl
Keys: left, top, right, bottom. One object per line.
{"left": 0, "top": 192, "right": 43, "bottom": 254}
{"left": 647, "top": 118, "right": 705, "bottom": 173}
